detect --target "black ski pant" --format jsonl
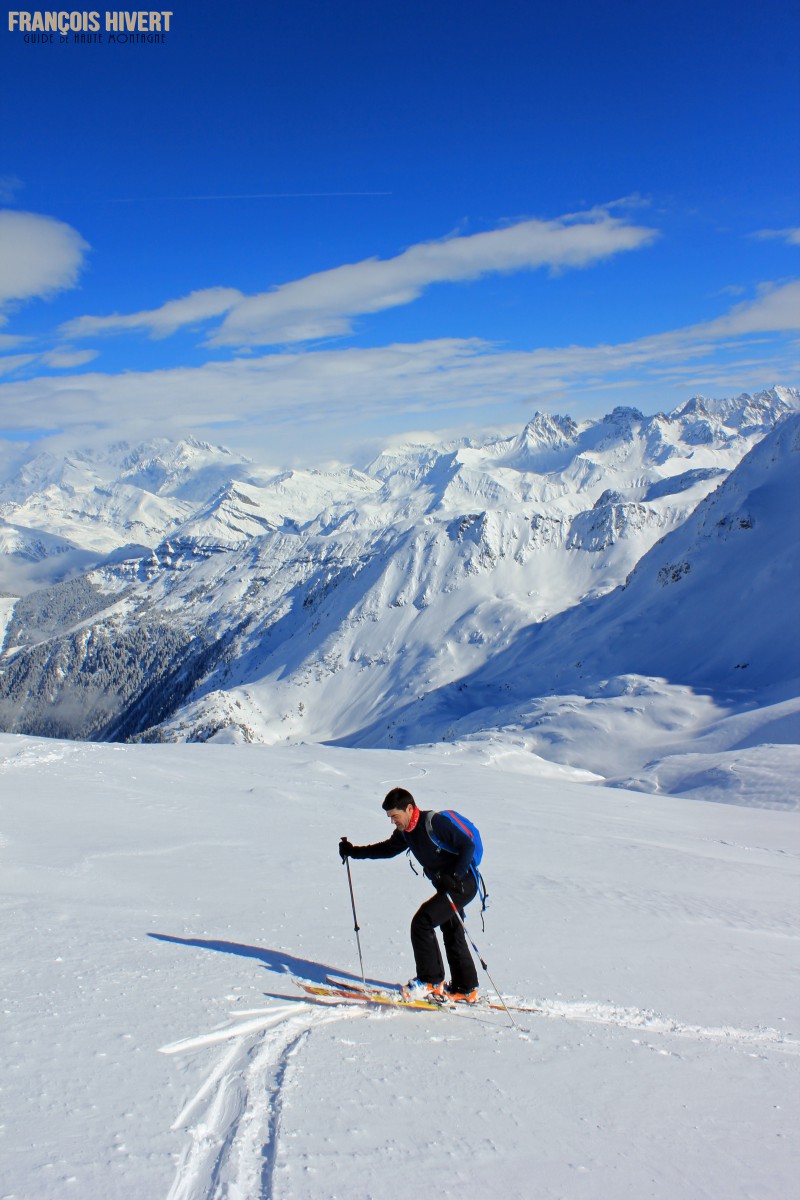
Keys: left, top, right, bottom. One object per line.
{"left": 410, "top": 873, "right": 479, "bottom": 990}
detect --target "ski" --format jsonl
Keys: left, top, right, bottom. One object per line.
{"left": 325, "top": 975, "right": 544, "bottom": 1015}
{"left": 325, "top": 974, "right": 450, "bottom": 1004}
{"left": 293, "top": 978, "right": 445, "bottom": 1011}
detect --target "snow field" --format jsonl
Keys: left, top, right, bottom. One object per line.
{"left": 1, "top": 734, "right": 798, "bottom": 1199}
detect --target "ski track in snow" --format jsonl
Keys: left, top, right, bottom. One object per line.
{"left": 377, "top": 760, "right": 430, "bottom": 786}
{"left": 521, "top": 997, "right": 800, "bottom": 1054}
{"left": 159, "top": 986, "right": 799, "bottom": 1200}
{"left": 160, "top": 1003, "right": 362, "bottom": 1200}
{"left": 317, "top": 989, "right": 800, "bottom": 1055}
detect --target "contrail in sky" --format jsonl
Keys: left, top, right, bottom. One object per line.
{"left": 111, "top": 191, "right": 393, "bottom": 201}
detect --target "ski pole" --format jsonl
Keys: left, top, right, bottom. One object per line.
{"left": 341, "top": 841, "right": 367, "bottom": 991}
{"left": 445, "top": 894, "right": 522, "bottom": 1033}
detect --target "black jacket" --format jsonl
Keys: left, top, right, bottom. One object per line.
{"left": 349, "top": 810, "right": 475, "bottom": 881}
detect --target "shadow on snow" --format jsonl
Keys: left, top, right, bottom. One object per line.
{"left": 147, "top": 932, "right": 393, "bottom": 990}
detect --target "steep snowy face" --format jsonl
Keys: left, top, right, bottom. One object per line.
{"left": 495, "top": 412, "right": 579, "bottom": 471}
{"left": 379, "top": 413, "right": 800, "bottom": 753}
{"left": 309, "top": 435, "right": 797, "bottom": 805}
{"left": 0, "top": 389, "right": 796, "bottom": 746}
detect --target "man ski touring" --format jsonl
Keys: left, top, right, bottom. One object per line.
{"left": 338, "top": 787, "right": 481, "bottom": 1003}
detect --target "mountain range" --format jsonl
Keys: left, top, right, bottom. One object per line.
{"left": 1, "top": 387, "right": 798, "bottom": 804}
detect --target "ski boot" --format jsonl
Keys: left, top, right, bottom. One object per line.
{"left": 444, "top": 982, "right": 480, "bottom": 1004}
{"left": 401, "top": 978, "right": 445, "bottom": 1002}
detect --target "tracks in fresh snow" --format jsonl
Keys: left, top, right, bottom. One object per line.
{"left": 159, "top": 1003, "right": 361, "bottom": 1200}
{"left": 159, "top": 992, "right": 798, "bottom": 1200}
{"left": 519, "top": 997, "right": 800, "bottom": 1054}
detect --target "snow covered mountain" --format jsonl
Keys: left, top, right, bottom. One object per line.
{"left": 0, "top": 436, "right": 381, "bottom": 573}
{"left": 0, "top": 387, "right": 797, "bottom": 801}
{"left": 356, "top": 411, "right": 800, "bottom": 796}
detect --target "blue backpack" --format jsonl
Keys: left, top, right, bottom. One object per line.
{"left": 425, "top": 809, "right": 489, "bottom": 921}
{"left": 426, "top": 809, "right": 483, "bottom": 866}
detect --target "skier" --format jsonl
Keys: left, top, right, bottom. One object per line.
{"left": 338, "top": 787, "right": 480, "bottom": 1003}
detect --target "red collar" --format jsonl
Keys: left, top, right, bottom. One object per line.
{"left": 407, "top": 807, "right": 421, "bottom": 832}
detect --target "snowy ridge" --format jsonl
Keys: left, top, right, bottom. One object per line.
{"left": 1, "top": 388, "right": 793, "bottom": 575}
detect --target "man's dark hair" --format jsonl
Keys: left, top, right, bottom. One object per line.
{"left": 382, "top": 787, "right": 416, "bottom": 812}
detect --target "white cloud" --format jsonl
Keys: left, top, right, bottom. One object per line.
{"left": 0, "top": 331, "right": 32, "bottom": 351}
{"left": 60, "top": 209, "right": 658, "bottom": 349}
{"left": 0, "top": 340, "right": 98, "bottom": 379}
{"left": 683, "top": 280, "right": 800, "bottom": 337}
{"left": 752, "top": 227, "right": 800, "bottom": 247}
{"left": 42, "top": 347, "right": 100, "bottom": 369}
{"left": 1, "top": 280, "right": 796, "bottom": 460}
{"left": 61, "top": 287, "right": 244, "bottom": 340}
{"left": 0, "top": 353, "right": 38, "bottom": 376}
{"left": 209, "top": 209, "right": 659, "bottom": 347}
{"left": 0, "top": 210, "right": 89, "bottom": 307}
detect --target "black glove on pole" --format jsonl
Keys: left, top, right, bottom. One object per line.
{"left": 340, "top": 836, "right": 367, "bottom": 991}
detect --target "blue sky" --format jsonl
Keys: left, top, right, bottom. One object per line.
{"left": 0, "top": 0, "right": 798, "bottom": 464}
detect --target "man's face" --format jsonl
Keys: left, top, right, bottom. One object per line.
{"left": 387, "top": 804, "right": 415, "bottom": 832}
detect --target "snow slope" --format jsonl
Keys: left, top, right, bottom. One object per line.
{"left": 1, "top": 734, "right": 797, "bottom": 1200}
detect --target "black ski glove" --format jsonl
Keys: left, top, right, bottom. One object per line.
{"left": 435, "top": 871, "right": 464, "bottom": 895}
{"left": 339, "top": 837, "right": 354, "bottom": 862}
